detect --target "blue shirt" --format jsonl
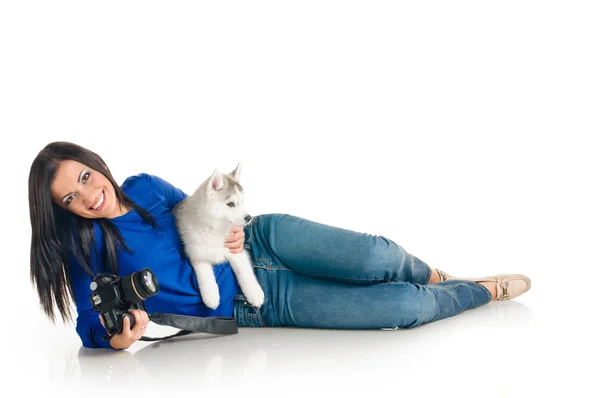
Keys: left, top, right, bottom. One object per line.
{"left": 68, "top": 173, "right": 240, "bottom": 349}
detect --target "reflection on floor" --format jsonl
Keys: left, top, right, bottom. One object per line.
{"left": 21, "top": 299, "right": 565, "bottom": 397}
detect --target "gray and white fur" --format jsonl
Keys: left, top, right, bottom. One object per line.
{"left": 173, "top": 162, "right": 264, "bottom": 309}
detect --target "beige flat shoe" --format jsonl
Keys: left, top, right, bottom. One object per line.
{"left": 466, "top": 274, "right": 531, "bottom": 300}
{"left": 440, "top": 272, "right": 531, "bottom": 300}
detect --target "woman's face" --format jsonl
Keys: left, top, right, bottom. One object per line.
{"left": 50, "top": 159, "right": 123, "bottom": 219}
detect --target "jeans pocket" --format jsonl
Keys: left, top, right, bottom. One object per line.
{"left": 234, "top": 294, "right": 266, "bottom": 327}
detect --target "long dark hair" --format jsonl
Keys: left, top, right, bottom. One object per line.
{"left": 28, "top": 141, "right": 158, "bottom": 323}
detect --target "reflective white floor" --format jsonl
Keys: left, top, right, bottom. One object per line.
{"left": 16, "top": 273, "right": 597, "bottom": 398}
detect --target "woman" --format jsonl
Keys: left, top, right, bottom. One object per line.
{"left": 28, "top": 141, "right": 531, "bottom": 350}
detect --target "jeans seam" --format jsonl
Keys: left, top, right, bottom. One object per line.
{"left": 252, "top": 257, "right": 290, "bottom": 271}
{"left": 296, "top": 272, "right": 387, "bottom": 283}
{"left": 234, "top": 296, "right": 268, "bottom": 327}
{"left": 253, "top": 258, "right": 410, "bottom": 283}
{"left": 249, "top": 312, "right": 266, "bottom": 327}
{"left": 247, "top": 303, "right": 266, "bottom": 326}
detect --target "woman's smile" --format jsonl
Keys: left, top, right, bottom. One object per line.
{"left": 90, "top": 190, "right": 105, "bottom": 211}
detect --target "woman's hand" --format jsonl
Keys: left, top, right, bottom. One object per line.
{"left": 225, "top": 226, "right": 245, "bottom": 254}
{"left": 100, "top": 309, "right": 150, "bottom": 350}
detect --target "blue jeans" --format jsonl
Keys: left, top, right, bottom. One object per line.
{"left": 234, "top": 213, "right": 492, "bottom": 329}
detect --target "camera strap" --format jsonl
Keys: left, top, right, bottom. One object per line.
{"left": 138, "top": 312, "right": 238, "bottom": 341}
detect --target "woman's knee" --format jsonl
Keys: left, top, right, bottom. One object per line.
{"left": 357, "top": 235, "right": 408, "bottom": 280}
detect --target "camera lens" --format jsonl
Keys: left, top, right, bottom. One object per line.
{"left": 142, "top": 269, "right": 158, "bottom": 293}
{"left": 121, "top": 268, "right": 160, "bottom": 303}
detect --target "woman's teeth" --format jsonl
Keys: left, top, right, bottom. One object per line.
{"left": 92, "top": 191, "right": 104, "bottom": 210}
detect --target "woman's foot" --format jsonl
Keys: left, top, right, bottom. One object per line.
{"left": 476, "top": 274, "right": 531, "bottom": 300}
{"left": 430, "top": 270, "right": 531, "bottom": 300}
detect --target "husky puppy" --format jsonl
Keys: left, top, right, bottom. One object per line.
{"left": 173, "top": 162, "right": 264, "bottom": 309}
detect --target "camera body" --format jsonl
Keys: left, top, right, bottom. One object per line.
{"left": 89, "top": 268, "right": 159, "bottom": 338}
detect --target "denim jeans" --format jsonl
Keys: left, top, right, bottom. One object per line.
{"left": 234, "top": 213, "right": 492, "bottom": 329}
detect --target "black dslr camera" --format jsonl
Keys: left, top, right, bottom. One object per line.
{"left": 89, "top": 268, "right": 159, "bottom": 339}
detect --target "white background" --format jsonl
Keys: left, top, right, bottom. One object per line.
{"left": 1, "top": 1, "right": 598, "bottom": 397}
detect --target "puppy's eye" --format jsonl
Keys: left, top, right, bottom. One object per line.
{"left": 226, "top": 202, "right": 235, "bottom": 207}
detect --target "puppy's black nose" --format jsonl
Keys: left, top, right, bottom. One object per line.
{"left": 244, "top": 215, "right": 252, "bottom": 223}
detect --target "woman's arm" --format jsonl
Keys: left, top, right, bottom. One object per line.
{"left": 67, "top": 225, "right": 148, "bottom": 350}
{"left": 70, "top": 256, "right": 151, "bottom": 350}
{"left": 69, "top": 260, "right": 116, "bottom": 349}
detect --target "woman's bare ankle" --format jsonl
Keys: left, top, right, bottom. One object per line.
{"left": 428, "top": 269, "right": 441, "bottom": 284}
{"left": 478, "top": 281, "right": 497, "bottom": 300}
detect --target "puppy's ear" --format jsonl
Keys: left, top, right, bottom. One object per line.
{"left": 231, "top": 161, "right": 243, "bottom": 182}
{"left": 207, "top": 169, "right": 224, "bottom": 196}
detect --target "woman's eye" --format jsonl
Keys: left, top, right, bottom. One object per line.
{"left": 66, "top": 195, "right": 75, "bottom": 205}
{"left": 226, "top": 202, "right": 235, "bottom": 207}
{"left": 82, "top": 172, "right": 90, "bottom": 183}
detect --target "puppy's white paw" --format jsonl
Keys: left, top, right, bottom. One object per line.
{"left": 203, "top": 294, "right": 220, "bottom": 310}
{"left": 201, "top": 285, "right": 221, "bottom": 309}
{"left": 243, "top": 284, "right": 265, "bottom": 308}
